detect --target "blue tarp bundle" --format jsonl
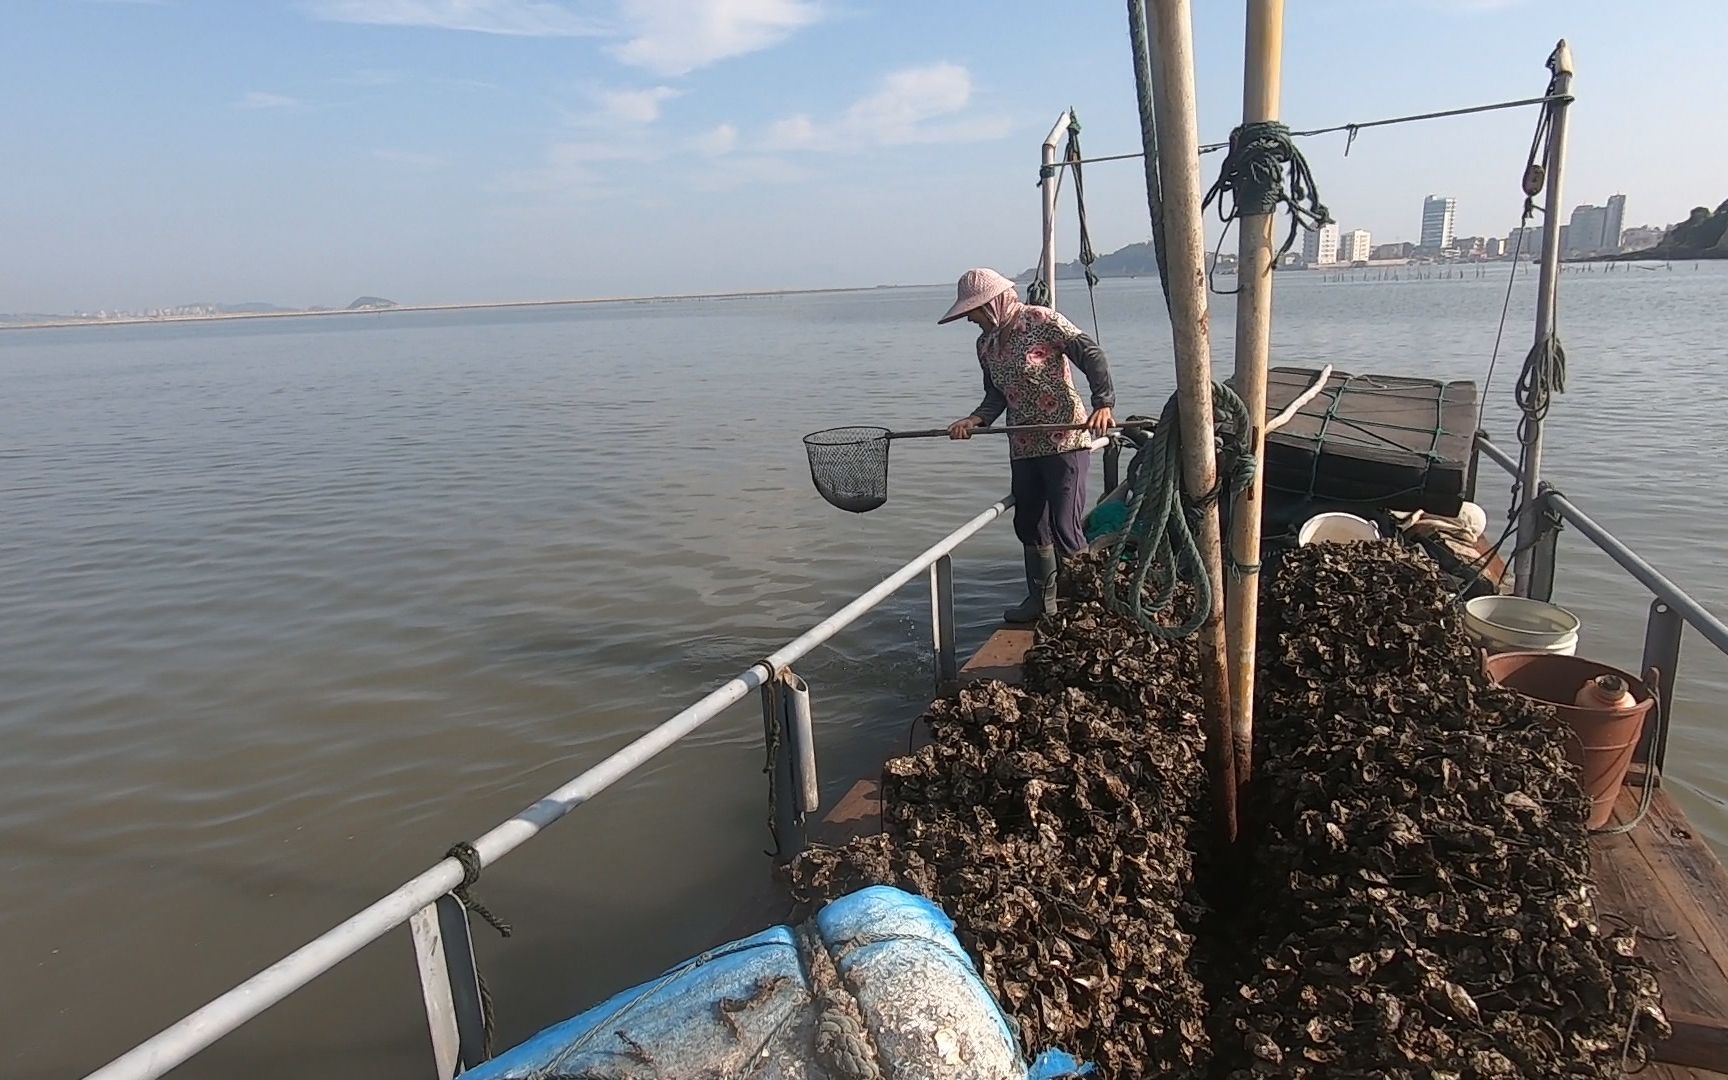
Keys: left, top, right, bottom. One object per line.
{"left": 462, "top": 885, "right": 1088, "bottom": 1079}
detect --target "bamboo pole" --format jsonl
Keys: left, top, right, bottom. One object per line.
{"left": 1139, "top": 0, "right": 1237, "bottom": 843}
{"left": 1224, "top": 0, "right": 1285, "bottom": 797}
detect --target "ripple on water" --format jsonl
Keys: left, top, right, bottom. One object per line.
{"left": 2, "top": 273, "right": 1726, "bottom": 1078}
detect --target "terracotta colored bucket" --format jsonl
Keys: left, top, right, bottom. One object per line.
{"left": 1483, "top": 651, "right": 1655, "bottom": 829}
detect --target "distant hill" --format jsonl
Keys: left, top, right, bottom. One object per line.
{"left": 1017, "top": 241, "right": 1165, "bottom": 284}
{"left": 346, "top": 296, "right": 398, "bottom": 310}
{"left": 216, "top": 301, "right": 296, "bottom": 314}
{"left": 1604, "top": 198, "right": 1728, "bottom": 261}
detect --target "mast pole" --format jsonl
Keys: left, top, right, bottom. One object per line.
{"left": 1136, "top": 0, "right": 1238, "bottom": 842}
{"left": 1224, "top": 0, "right": 1285, "bottom": 795}
{"left": 1039, "top": 110, "right": 1073, "bottom": 306}
{"left": 1514, "top": 41, "right": 1573, "bottom": 596}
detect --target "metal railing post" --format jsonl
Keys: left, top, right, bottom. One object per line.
{"left": 782, "top": 672, "right": 819, "bottom": 816}
{"left": 1465, "top": 430, "right": 1485, "bottom": 503}
{"left": 409, "top": 897, "right": 489, "bottom": 1078}
{"left": 1528, "top": 488, "right": 1560, "bottom": 603}
{"left": 409, "top": 905, "right": 462, "bottom": 1080}
{"left": 1513, "top": 41, "right": 1574, "bottom": 595}
{"left": 931, "top": 555, "right": 958, "bottom": 691}
{"left": 1640, "top": 599, "right": 1684, "bottom": 772}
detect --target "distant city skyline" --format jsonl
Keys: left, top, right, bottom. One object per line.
{"left": 5, "top": 2, "right": 1724, "bottom": 312}
{"left": 1295, "top": 187, "right": 1660, "bottom": 268}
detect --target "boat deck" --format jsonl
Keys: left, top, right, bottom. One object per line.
{"left": 817, "top": 627, "right": 1728, "bottom": 1077}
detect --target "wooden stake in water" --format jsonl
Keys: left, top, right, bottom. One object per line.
{"left": 1224, "top": 0, "right": 1286, "bottom": 798}
{"left": 1141, "top": 0, "right": 1238, "bottom": 843}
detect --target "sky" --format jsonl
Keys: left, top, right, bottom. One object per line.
{"left": 2, "top": 0, "right": 1722, "bottom": 313}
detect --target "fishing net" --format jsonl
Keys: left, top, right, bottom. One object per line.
{"left": 803, "top": 426, "right": 892, "bottom": 513}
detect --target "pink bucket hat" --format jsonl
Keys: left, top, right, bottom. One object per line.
{"left": 938, "top": 267, "right": 1016, "bottom": 324}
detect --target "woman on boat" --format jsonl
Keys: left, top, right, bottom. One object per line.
{"left": 941, "top": 267, "right": 1116, "bottom": 623}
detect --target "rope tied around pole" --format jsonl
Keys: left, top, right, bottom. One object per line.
{"left": 446, "top": 842, "right": 513, "bottom": 938}
{"left": 444, "top": 841, "right": 511, "bottom": 1058}
{"left": 1104, "top": 384, "right": 1256, "bottom": 638}
{"left": 1201, "top": 120, "right": 1330, "bottom": 292}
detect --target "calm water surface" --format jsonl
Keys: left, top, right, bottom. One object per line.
{"left": 3, "top": 267, "right": 1725, "bottom": 1078}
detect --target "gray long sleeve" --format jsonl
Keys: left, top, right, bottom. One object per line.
{"left": 971, "top": 368, "right": 1008, "bottom": 424}
{"left": 1064, "top": 333, "right": 1116, "bottom": 410}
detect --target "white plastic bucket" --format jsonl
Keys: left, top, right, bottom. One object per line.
{"left": 1463, "top": 595, "right": 1581, "bottom": 656}
{"left": 1297, "top": 512, "right": 1380, "bottom": 546}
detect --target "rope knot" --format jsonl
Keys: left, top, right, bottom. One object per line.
{"left": 446, "top": 841, "right": 513, "bottom": 938}
{"left": 1202, "top": 120, "right": 1330, "bottom": 291}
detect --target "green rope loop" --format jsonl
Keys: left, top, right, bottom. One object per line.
{"left": 1202, "top": 120, "right": 1330, "bottom": 279}
{"left": 1104, "top": 383, "right": 1256, "bottom": 638}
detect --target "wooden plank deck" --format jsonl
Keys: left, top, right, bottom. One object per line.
{"left": 816, "top": 627, "right": 1728, "bottom": 1076}
{"left": 1594, "top": 781, "right": 1728, "bottom": 1075}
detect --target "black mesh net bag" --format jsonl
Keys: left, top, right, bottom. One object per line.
{"left": 803, "top": 426, "right": 892, "bottom": 513}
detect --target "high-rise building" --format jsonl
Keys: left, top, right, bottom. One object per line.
{"left": 1421, "top": 195, "right": 1457, "bottom": 250}
{"left": 1568, "top": 204, "right": 1610, "bottom": 254}
{"left": 1604, "top": 194, "right": 1627, "bottom": 252}
{"left": 1507, "top": 225, "right": 1544, "bottom": 256}
{"left": 1485, "top": 237, "right": 1507, "bottom": 259}
{"left": 1339, "top": 229, "right": 1372, "bottom": 263}
{"left": 1301, "top": 222, "right": 1340, "bottom": 265}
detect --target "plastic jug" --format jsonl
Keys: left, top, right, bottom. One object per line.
{"left": 1575, "top": 673, "right": 1636, "bottom": 711}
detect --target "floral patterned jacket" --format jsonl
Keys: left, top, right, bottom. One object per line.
{"left": 970, "top": 306, "right": 1116, "bottom": 459}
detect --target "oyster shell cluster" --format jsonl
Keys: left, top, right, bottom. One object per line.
{"left": 790, "top": 543, "right": 1668, "bottom": 1078}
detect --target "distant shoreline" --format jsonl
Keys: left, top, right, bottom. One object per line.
{"left": 0, "top": 283, "right": 937, "bottom": 332}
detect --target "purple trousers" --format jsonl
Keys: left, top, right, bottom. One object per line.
{"left": 1010, "top": 449, "right": 1090, "bottom": 554}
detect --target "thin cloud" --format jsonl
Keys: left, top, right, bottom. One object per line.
{"left": 306, "top": 0, "right": 823, "bottom": 73}
{"left": 305, "top": 0, "right": 605, "bottom": 37}
{"left": 597, "top": 86, "right": 681, "bottom": 124}
{"left": 765, "top": 63, "right": 1010, "bottom": 151}
{"left": 609, "top": 0, "right": 823, "bottom": 76}
{"left": 693, "top": 123, "right": 739, "bottom": 156}
{"left": 236, "top": 91, "right": 302, "bottom": 110}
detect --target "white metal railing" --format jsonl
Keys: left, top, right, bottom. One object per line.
{"left": 1474, "top": 434, "right": 1728, "bottom": 774}
{"left": 84, "top": 497, "right": 1013, "bottom": 1080}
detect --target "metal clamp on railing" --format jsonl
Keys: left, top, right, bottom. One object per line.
{"left": 1527, "top": 483, "right": 1567, "bottom": 603}
{"left": 761, "top": 667, "right": 820, "bottom": 863}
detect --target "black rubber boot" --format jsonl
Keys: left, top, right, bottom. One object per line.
{"left": 1003, "top": 545, "right": 1059, "bottom": 624}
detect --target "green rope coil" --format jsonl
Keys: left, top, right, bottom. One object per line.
{"left": 1203, "top": 120, "right": 1330, "bottom": 267}
{"left": 1104, "top": 383, "right": 1255, "bottom": 638}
